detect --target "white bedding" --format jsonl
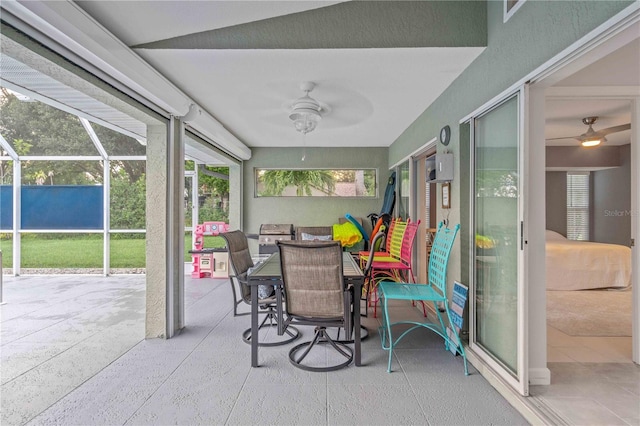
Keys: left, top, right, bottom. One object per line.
{"left": 546, "top": 230, "right": 631, "bottom": 291}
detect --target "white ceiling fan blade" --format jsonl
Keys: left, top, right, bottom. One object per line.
{"left": 598, "top": 123, "right": 631, "bottom": 136}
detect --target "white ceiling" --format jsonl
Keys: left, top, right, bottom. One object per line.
{"left": 76, "top": 1, "right": 345, "bottom": 46}
{"left": 544, "top": 38, "right": 639, "bottom": 147}
{"left": 139, "top": 47, "right": 483, "bottom": 148}
{"left": 73, "top": 1, "right": 484, "bottom": 149}
{"left": 1, "top": 1, "right": 637, "bottom": 157}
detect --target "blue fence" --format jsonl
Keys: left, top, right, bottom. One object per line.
{"left": 0, "top": 185, "right": 103, "bottom": 230}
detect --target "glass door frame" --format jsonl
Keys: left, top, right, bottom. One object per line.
{"left": 467, "top": 85, "right": 529, "bottom": 396}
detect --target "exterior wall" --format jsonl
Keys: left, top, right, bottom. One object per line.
{"left": 593, "top": 144, "right": 632, "bottom": 246}
{"left": 389, "top": 0, "right": 632, "bottom": 281}
{"left": 145, "top": 124, "right": 169, "bottom": 338}
{"left": 228, "top": 163, "right": 242, "bottom": 231}
{"left": 242, "top": 147, "right": 387, "bottom": 252}
{"left": 145, "top": 119, "right": 186, "bottom": 338}
{"left": 388, "top": 0, "right": 634, "bottom": 379}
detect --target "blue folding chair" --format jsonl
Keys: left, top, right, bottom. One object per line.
{"left": 378, "top": 222, "right": 468, "bottom": 375}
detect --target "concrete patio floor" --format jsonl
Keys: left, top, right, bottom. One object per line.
{"left": 1, "top": 273, "right": 528, "bottom": 425}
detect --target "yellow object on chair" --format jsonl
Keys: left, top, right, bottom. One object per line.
{"left": 333, "top": 222, "right": 363, "bottom": 247}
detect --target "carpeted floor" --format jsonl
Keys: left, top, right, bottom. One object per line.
{"left": 546, "top": 287, "right": 632, "bottom": 336}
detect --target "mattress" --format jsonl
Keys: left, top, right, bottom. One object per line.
{"left": 546, "top": 230, "right": 631, "bottom": 291}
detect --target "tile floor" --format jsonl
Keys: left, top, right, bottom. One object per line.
{"left": 1, "top": 273, "right": 528, "bottom": 426}
{"left": 528, "top": 325, "right": 639, "bottom": 425}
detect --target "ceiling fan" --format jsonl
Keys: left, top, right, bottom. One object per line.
{"left": 547, "top": 116, "right": 631, "bottom": 147}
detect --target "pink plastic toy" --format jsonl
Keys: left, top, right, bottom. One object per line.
{"left": 191, "top": 222, "right": 229, "bottom": 278}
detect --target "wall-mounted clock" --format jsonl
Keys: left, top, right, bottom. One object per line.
{"left": 440, "top": 125, "right": 451, "bottom": 146}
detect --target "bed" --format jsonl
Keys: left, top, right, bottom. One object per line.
{"left": 546, "top": 230, "right": 631, "bottom": 290}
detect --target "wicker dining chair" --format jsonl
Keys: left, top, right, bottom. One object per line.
{"left": 277, "top": 240, "right": 354, "bottom": 372}
{"left": 220, "top": 230, "right": 299, "bottom": 346}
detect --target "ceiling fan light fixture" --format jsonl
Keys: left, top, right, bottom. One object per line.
{"left": 547, "top": 115, "right": 630, "bottom": 147}
{"left": 581, "top": 138, "right": 602, "bottom": 147}
{"left": 581, "top": 135, "right": 606, "bottom": 147}
{"left": 289, "top": 82, "right": 324, "bottom": 135}
{"left": 578, "top": 117, "right": 607, "bottom": 147}
{"left": 289, "top": 99, "right": 322, "bottom": 134}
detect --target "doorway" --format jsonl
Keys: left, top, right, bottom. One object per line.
{"left": 414, "top": 148, "right": 438, "bottom": 285}
{"left": 526, "top": 16, "right": 639, "bottom": 425}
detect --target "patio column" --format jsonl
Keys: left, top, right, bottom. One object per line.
{"left": 145, "top": 118, "right": 185, "bottom": 338}
{"left": 227, "top": 163, "right": 242, "bottom": 230}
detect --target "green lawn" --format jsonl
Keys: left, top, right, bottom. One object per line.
{"left": 0, "top": 235, "right": 225, "bottom": 268}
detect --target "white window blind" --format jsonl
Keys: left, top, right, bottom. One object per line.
{"left": 566, "top": 172, "right": 590, "bottom": 241}
{"left": 425, "top": 183, "right": 430, "bottom": 231}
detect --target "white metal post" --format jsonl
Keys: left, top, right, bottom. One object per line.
{"left": 103, "top": 159, "right": 110, "bottom": 276}
{"left": 193, "top": 163, "right": 199, "bottom": 233}
{"left": 0, "top": 249, "right": 4, "bottom": 304}
{"left": 13, "top": 159, "right": 20, "bottom": 276}
{"left": 81, "top": 118, "right": 111, "bottom": 276}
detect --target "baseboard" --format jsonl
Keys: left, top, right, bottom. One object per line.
{"left": 529, "top": 367, "right": 551, "bottom": 385}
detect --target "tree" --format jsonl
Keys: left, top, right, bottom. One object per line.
{"left": 110, "top": 169, "right": 146, "bottom": 229}
{"left": 0, "top": 88, "right": 144, "bottom": 185}
{"left": 199, "top": 166, "right": 229, "bottom": 211}
{"left": 260, "top": 170, "right": 335, "bottom": 196}
{"left": 185, "top": 161, "right": 229, "bottom": 223}
{"left": 92, "top": 123, "right": 145, "bottom": 183}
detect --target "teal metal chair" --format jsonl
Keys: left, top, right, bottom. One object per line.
{"left": 378, "top": 222, "right": 468, "bottom": 375}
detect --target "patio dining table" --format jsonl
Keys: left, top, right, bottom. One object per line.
{"left": 248, "top": 251, "right": 364, "bottom": 367}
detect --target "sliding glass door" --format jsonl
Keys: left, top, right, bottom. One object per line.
{"left": 470, "top": 89, "right": 528, "bottom": 395}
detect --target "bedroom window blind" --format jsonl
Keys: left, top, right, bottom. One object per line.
{"left": 425, "top": 183, "right": 430, "bottom": 228}
{"left": 566, "top": 172, "right": 590, "bottom": 241}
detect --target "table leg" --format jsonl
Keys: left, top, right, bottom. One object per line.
{"left": 354, "top": 280, "right": 362, "bottom": 366}
{"left": 276, "top": 279, "right": 284, "bottom": 335}
{"left": 251, "top": 283, "right": 259, "bottom": 367}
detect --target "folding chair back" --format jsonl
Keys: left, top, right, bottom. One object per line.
{"left": 428, "top": 222, "right": 461, "bottom": 297}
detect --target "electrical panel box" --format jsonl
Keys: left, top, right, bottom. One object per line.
{"left": 426, "top": 153, "right": 454, "bottom": 183}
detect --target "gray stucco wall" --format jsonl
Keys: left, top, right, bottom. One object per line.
{"left": 593, "top": 144, "right": 632, "bottom": 246}
{"left": 242, "top": 147, "right": 388, "bottom": 250}
{"left": 387, "top": 0, "right": 633, "bottom": 378}
{"left": 389, "top": 0, "right": 632, "bottom": 282}
{"left": 390, "top": 0, "right": 632, "bottom": 170}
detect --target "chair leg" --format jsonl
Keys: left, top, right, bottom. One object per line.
{"left": 242, "top": 311, "right": 300, "bottom": 347}
{"left": 288, "top": 327, "right": 354, "bottom": 372}
{"left": 292, "top": 328, "right": 323, "bottom": 363}
{"left": 419, "top": 300, "right": 428, "bottom": 317}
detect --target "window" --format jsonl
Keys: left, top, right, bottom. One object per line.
{"left": 397, "top": 161, "right": 410, "bottom": 218}
{"left": 567, "top": 172, "right": 590, "bottom": 241}
{"left": 255, "top": 168, "right": 377, "bottom": 197}
{"left": 504, "top": 0, "right": 526, "bottom": 22}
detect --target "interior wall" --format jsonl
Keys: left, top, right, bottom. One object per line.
{"left": 545, "top": 172, "right": 567, "bottom": 236}
{"left": 545, "top": 144, "right": 631, "bottom": 245}
{"left": 593, "top": 144, "right": 632, "bottom": 246}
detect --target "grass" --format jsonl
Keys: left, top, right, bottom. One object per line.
{"left": 0, "top": 235, "right": 225, "bottom": 269}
